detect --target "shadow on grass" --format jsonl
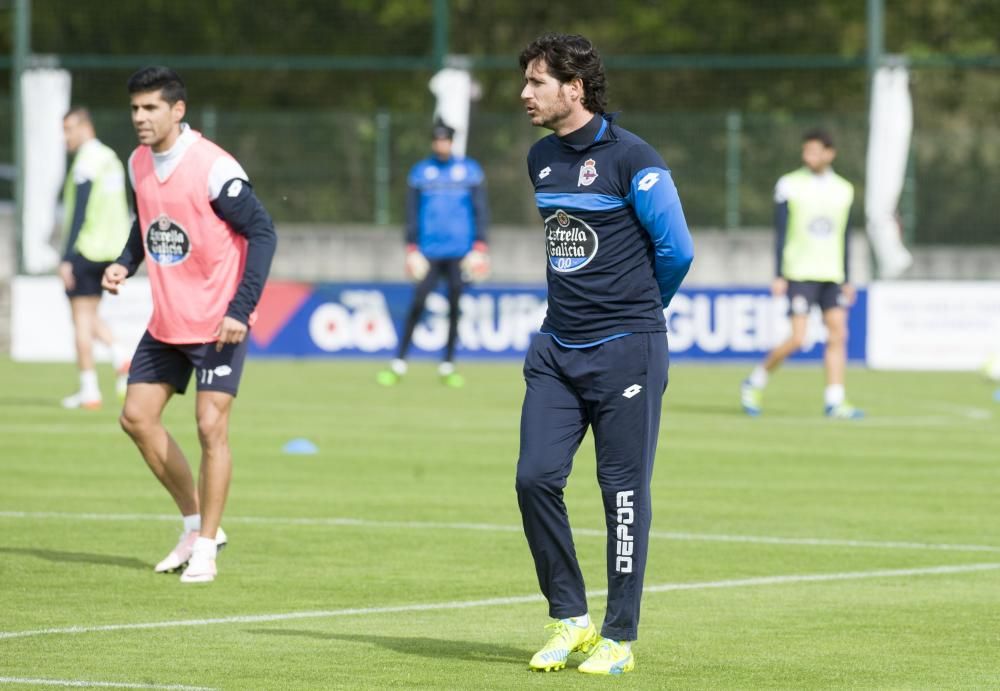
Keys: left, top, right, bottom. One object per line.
{"left": 0, "top": 546, "right": 149, "bottom": 570}
{"left": 248, "top": 628, "right": 531, "bottom": 664}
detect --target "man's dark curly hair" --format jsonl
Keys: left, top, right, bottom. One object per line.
{"left": 519, "top": 33, "right": 607, "bottom": 114}
{"left": 802, "top": 127, "right": 835, "bottom": 149}
{"left": 127, "top": 66, "right": 187, "bottom": 105}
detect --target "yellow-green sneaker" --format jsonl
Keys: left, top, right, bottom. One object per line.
{"left": 529, "top": 619, "right": 599, "bottom": 672}
{"left": 441, "top": 372, "right": 465, "bottom": 388}
{"left": 824, "top": 401, "right": 864, "bottom": 419}
{"left": 375, "top": 370, "right": 401, "bottom": 387}
{"left": 578, "top": 638, "right": 635, "bottom": 675}
{"left": 740, "top": 379, "right": 763, "bottom": 416}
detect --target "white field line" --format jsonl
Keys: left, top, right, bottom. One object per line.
{"left": 2, "top": 510, "right": 999, "bottom": 554}
{"left": 0, "top": 678, "right": 215, "bottom": 690}
{"left": 1, "top": 562, "right": 997, "bottom": 642}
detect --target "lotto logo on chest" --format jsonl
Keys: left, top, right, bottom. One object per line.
{"left": 146, "top": 214, "right": 191, "bottom": 266}
{"left": 577, "top": 158, "right": 598, "bottom": 187}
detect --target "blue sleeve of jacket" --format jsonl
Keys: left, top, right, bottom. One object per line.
{"left": 210, "top": 178, "right": 277, "bottom": 325}
{"left": 62, "top": 181, "right": 92, "bottom": 260}
{"left": 774, "top": 201, "right": 788, "bottom": 277}
{"left": 627, "top": 167, "right": 694, "bottom": 307}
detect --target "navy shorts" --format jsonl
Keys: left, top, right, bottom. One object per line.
{"left": 129, "top": 330, "right": 249, "bottom": 396}
{"left": 787, "top": 280, "right": 847, "bottom": 316}
{"left": 66, "top": 254, "right": 111, "bottom": 298}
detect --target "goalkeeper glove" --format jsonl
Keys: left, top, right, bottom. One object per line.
{"left": 405, "top": 244, "right": 430, "bottom": 281}
{"left": 461, "top": 241, "right": 491, "bottom": 283}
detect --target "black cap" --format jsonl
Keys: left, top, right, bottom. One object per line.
{"left": 431, "top": 119, "right": 455, "bottom": 140}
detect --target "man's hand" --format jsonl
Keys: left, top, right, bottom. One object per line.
{"left": 770, "top": 277, "right": 788, "bottom": 297}
{"left": 102, "top": 263, "right": 129, "bottom": 294}
{"left": 840, "top": 283, "right": 856, "bottom": 307}
{"left": 460, "top": 242, "right": 491, "bottom": 283}
{"left": 405, "top": 245, "right": 430, "bottom": 281}
{"left": 214, "top": 315, "right": 248, "bottom": 352}
{"left": 59, "top": 261, "right": 75, "bottom": 291}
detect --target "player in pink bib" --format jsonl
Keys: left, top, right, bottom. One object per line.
{"left": 102, "top": 67, "right": 276, "bottom": 584}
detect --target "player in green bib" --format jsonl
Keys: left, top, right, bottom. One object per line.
{"left": 741, "top": 129, "right": 863, "bottom": 419}
{"left": 59, "top": 107, "right": 132, "bottom": 409}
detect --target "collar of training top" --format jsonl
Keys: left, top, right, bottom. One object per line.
{"left": 558, "top": 113, "right": 617, "bottom": 152}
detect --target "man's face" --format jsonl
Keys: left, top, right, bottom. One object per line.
{"left": 431, "top": 136, "right": 453, "bottom": 160}
{"left": 130, "top": 89, "right": 185, "bottom": 152}
{"left": 802, "top": 139, "right": 836, "bottom": 173}
{"left": 521, "top": 58, "right": 574, "bottom": 131}
{"left": 63, "top": 114, "right": 92, "bottom": 154}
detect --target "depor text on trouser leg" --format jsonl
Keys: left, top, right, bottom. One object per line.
{"left": 591, "top": 333, "right": 668, "bottom": 641}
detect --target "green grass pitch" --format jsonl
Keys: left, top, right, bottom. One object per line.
{"left": 1, "top": 357, "right": 998, "bottom": 689}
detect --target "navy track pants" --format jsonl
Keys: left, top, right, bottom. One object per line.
{"left": 515, "top": 331, "right": 668, "bottom": 641}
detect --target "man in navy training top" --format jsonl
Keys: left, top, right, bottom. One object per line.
{"left": 516, "top": 33, "right": 694, "bottom": 676}
{"left": 376, "top": 120, "right": 490, "bottom": 389}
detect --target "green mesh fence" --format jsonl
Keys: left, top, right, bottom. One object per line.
{"left": 5, "top": 1, "right": 1000, "bottom": 245}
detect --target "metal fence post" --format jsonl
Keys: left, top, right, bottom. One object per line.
{"left": 374, "top": 110, "right": 391, "bottom": 225}
{"left": 12, "top": 0, "right": 31, "bottom": 273}
{"left": 201, "top": 105, "right": 217, "bottom": 142}
{"left": 901, "top": 139, "right": 917, "bottom": 244}
{"left": 725, "top": 110, "right": 742, "bottom": 229}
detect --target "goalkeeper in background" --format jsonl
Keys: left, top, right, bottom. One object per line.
{"left": 377, "top": 119, "right": 490, "bottom": 388}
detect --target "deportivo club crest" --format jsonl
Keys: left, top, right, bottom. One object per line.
{"left": 577, "top": 158, "right": 598, "bottom": 187}
{"left": 145, "top": 214, "right": 191, "bottom": 266}
{"left": 544, "top": 209, "right": 599, "bottom": 273}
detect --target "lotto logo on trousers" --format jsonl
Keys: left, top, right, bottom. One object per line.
{"left": 616, "top": 490, "right": 635, "bottom": 573}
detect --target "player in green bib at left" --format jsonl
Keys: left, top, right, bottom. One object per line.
{"left": 741, "top": 128, "right": 863, "bottom": 419}
{"left": 59, "top": 107, "right": 133, "bottom": 409}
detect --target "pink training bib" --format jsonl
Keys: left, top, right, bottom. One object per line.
{"left": 131, "top": 132, "right": 255, "bottom": 343}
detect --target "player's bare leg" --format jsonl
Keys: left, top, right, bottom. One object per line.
{"left": 62, "top": 297, "right": 103, "bottom": 409}
{"left": 195, "top": 391, "right": 234, "bottom": 541}
{"left": 821, "top": 307, "right": 862, "bottom": 418}
{"left": 763, "top": 313, "right": 808, "bottom": 372}
{"left": 71, "top": 296, "right": 100, "bottom": 372}
{"left": 120, "top": 382, "right": 198, "bottom": 515}
{"left": 741, "top": 315, "right": 807, "bottom": 415}
{"left": 822, "top": 306, "right": 847, "bottom": 387}
{"left": 180, "top": 391, "right": 234, "bottom": 583}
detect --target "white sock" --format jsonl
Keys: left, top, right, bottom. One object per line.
{"left": 192, "top": 536, "right": 217, "bottom": 559}
{"left": 748, "top": 365, "right": 768, "bottom": 389}
{"left": 390, "top": 358, "right": 407, "bottom": 376}
{"left": 79, "top": 370, "right": 100, "bottom": 399}
{"left": 564, "top": 613, "right": 590, "bottom": 628}
{"left": 825, "top": 384, "right": 845, "bottom": 407}
{"left": 438, "top": 361, "right": 455, "bottom": 376}
{"left": 182, "top": 514, "right": 201, "bottom": 534}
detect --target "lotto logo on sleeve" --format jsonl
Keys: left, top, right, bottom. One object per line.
{"left": 636, "top": 172, "right": 660, "bottom": 191}
{"left": 145, "top": 215, "right": 191, "bottom": 266}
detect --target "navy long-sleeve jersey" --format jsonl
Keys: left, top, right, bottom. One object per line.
{"left": 527, "top": 114, "right": 694, "bottom": 344}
